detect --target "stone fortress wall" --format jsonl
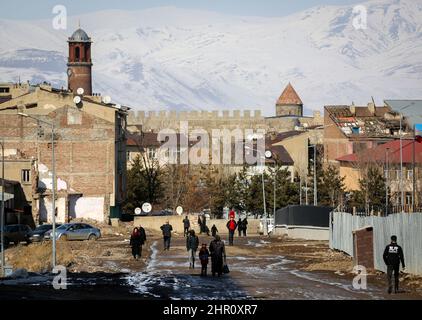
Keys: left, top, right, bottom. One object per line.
{"left": 127, "top": 109, "right": 323, "bottom": 133}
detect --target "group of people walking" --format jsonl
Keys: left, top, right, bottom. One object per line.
{"left": 185, "top": 219, "right": 227, "bottom": 277}
{"left": 130, "top": 216, "right": 407, "bottom": 294}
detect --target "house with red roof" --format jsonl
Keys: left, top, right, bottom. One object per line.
{"left": 336, "top": 138, "right": 422, "bottom": 210}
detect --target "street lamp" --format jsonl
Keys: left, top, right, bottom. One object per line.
{"left": 398, "top": 102, "right": 415, "bottom": 212}
{"left": 244, "top": 146, "right": 272, "bottom": 236}
{"left": 18, "top": 112, "right": 57, "bottom": 269}
{"left": 385, "top": 147, "right": 390, "bottom": 216}
{"left": 1, "top": 139, "right": 4, "bottom": 276}
{"left": 308, "top": 145, "right": 317, "bottom": 206}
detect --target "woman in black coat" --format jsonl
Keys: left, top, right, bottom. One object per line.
{"left": 209, "top": 235, "right": 226, "bottom": 276}
{"left": 130, "top": 227, "right": 141, "bottom": 260}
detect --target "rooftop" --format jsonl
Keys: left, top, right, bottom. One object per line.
{"left": 325, "top": 103, "right": 405, "bottom": 138}
{"left": 336, "top": 139, "right": 422, "bottom": 164}
{"left": 68, "top": 28, "right": 91, "bottom": 42}
{"left": 276, "top": 83, "right": 303, "bottom": 106}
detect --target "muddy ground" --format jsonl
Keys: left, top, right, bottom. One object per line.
{"left": 1, "top": 221, "right": 421, "bottom": 300}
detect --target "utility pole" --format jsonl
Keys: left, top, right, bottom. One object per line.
{"left": 18, "top": 112, "right": 56, "bottom": 269}
{"left": 313, "top": 145, "right": 317, "bottom": 206}
{"left": 1, "top": 140, "right": 4, "bottom": 276}
{"left": 413, "top": 124, "right": 416, "bottom": 212}
{"left": 385, "top": 148, "right": 389, "bottom": 216}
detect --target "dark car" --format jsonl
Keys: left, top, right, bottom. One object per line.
{"left": 28, "top": 224, "right": 60, "bottom": 243}
{"left": 0, "top": 224, "right": 32, "bottom": 247}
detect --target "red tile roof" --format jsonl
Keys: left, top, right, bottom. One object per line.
{"left": 336, "top": 139, "right": 422, "bottom": 164}
{"left": 276, "top": 83, "right": 303, "bottom": 106}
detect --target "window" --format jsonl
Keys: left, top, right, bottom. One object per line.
{"left": 148, "top": 148, "right": 157, "bottom": 159}
{"left": 0, "top": 87, "right": 10, "bottom": 93}
{"left": 407, "top": 170, "right": 413, "bottom": 180}
{"left": 75, "top": 47, "right": 80, "bottom": 61}
{"left": 21, "top": 169, "right": 30, "bottom": 183}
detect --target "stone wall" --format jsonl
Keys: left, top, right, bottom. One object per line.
{"left": 134, "top": 215, "right": 261, "bottom": 235}
{"left": 127, "top": 109, "right": 323, "bottom": 134}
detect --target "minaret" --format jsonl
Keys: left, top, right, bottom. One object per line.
{"left": 67, "top": 26, "right": 93, "bottom": 95}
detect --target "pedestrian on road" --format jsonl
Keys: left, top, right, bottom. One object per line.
{"left": 137, "top": 224, "right": 147, "bottom": 257}
{"left": 202, "top": 214, "right": 208, "bottom": 234}
{"left": 130, "top": 227, "right": 141, "bottom": 260}
{"left": 226, "top": 217, "right": 237, "bottom": 246}
{"left": 198, "top": 215, "right": 203, "bottom": 234}
{"left": 242, "top": 218, "right": 248, "bottom": 237}
{"left": 183, "top": 216, "right": 190, "bottom": 237}
{"left": 383, "top": 235, "right": 405, "bottom": 294}
{"left": 209, "top": 235, "right": 226, "bottom": 277}
{"left": 229, "top": 209, "right": 235, "bottom": 220}
{"left": 237, "top": 218, "right": 243, "bottom": 237}
{"left": 199, "top": 243, "right": 210, "bottom": 276}
{"left": 211, "top": 224, "right": 218, "bottom": 237}
{"left": 186, "top": 230, "right": 199, "bottom": 269}
{"left": 160, "top": 221, "right": 173, "bottom": 251}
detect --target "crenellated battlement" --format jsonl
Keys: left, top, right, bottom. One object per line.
{"left": 127, "top": 109, "right": 263, "bottom": 124}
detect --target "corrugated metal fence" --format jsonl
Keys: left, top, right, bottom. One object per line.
{"left": 329, "top": 212, "right": 422, "bottom": 275}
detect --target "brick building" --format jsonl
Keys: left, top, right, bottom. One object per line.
{"left": 0, "top": 28, "right": 128, "bottom": 224}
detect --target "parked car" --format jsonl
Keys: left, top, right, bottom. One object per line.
{"left": 44, "top": 223, "right": 101, "bottom": 241}
{"left": 28, "top": 224, "right": 60, "bottom": 243}
{"left": 0, "top": 224, "right": 32, "bottom": 247}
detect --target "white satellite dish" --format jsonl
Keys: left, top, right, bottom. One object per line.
{"left": 176, "top": 206, "right": 183, "bottom": 215}
{"left": 73, "top": 96, "right": 81, "bottom": 104}
{"left": 134, "top": 207, "right": 142, "bottom": 215}
{"left": 265, "top": 150, "right": 272, "bottom": 159}
{"left": 102, "top": 96, "right": 111, "bottom": 104}
{"left": 142, "top": 202, "right": 152, "bottom": 213}
{"left": 76, "top": 87, "right": 84, "bottom": 95}
{"left": 115, "top": 104, "right": 121, "bottom": 109}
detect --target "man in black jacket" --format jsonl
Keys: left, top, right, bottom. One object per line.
{"left": 160, "top": 221, "right": 173, "bottom": 251}
{"left": 383, "top": 235, "right": 405, "bottom": 294}
{"left": 183, "top": 216, "right": 190, "bottom": 237}
{"left": 138, "top": 225, "right": 147, "bottom": 257}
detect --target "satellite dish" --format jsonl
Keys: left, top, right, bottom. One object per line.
{"left": 76, "top": 87, "right": 84, "bottom": 95}
{"left": 134, "top": 207, "right": 142, "bottom": 215}
{"left": 142, "top": 202, "right": 152, "bottom": 213}
{"left": 265, "top": 150, "right": 272, "bottom": 159}
{"left": 115, "top": 104, "right": 121, "bottom": 109}
{"left": 73, "top": 96, "right": 81, "bottom": 104}
{"left": 102, "top": 96, "right": 111, "bottom": 104}
{"left": 176, "top": 206, "right": 183, "bottom": 215}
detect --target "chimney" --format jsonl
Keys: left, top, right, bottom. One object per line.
{"left": 350, "top": 103, "right": 356, "bottom": 115}
{"left": 367, "top": 102, "right": 375, "bottom": 115}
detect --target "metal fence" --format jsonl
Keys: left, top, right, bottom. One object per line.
{"left": 329, "top": 211, "right": 422, "bottom": 275}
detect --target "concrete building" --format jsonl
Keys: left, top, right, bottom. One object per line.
{"left": 0, "top": 28, "right": 128, "bottom": 224}
{"left": 323, "top": 102, "right": 410, "bottom": 165}
{"left": 336, "top": 139, "right": 422, "bottom": 212}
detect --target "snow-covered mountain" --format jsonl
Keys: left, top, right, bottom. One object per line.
{"left": 0, "top": 0, "right": 421, "bottom": 115}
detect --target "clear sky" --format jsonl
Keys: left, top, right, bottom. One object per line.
{"left": 1, "top": 0, "right": 365, "bottom": 20}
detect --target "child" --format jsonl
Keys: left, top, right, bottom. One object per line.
{"left": 198, "top": 243, "right": 210, "bottom": 276}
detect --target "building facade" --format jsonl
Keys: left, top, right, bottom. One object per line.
{"left": 0, "top": 28, "right": 128, "bottom": 224}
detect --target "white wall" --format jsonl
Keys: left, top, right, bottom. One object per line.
{"left": 39, "top": 196, "right": 105, "bottom": 223}
{"left": 274, "top": 225, "right": 329, "bottom": 241}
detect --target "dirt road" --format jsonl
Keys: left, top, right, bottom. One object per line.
{"left": 1, "top": 232, "right": 421, "bottom": 300}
